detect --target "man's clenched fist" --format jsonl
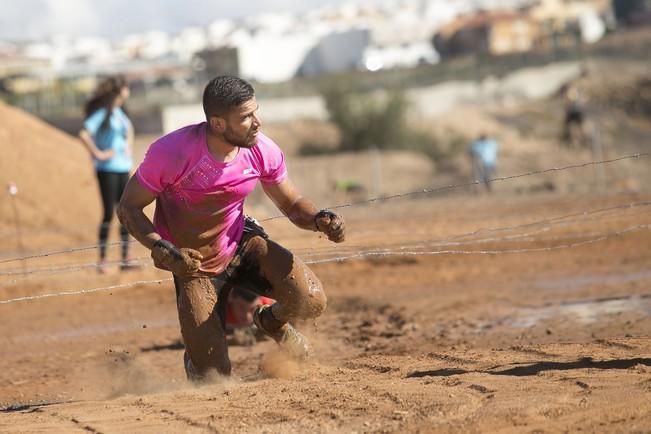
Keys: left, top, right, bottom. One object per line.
{"left": 315, "top": 209, "right": 345, "bottom": 243}
{"left": 151, "top": 239, "right": 203, "bottom": 277}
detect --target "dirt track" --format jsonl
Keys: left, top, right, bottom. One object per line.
{"left": 1, "top": 189, "right": 650, "bottom": 433}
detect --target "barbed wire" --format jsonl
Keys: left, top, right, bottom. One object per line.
{"left": 0, "top": 153, "right": 647, "bottom": 266}
{"left": 261, "top": 152, "right": 649, "bottom": 220}
{"left": 296, "top": 202, "right": 651, "bottom": 258}
{"left": 1, "top": 199, "right": 648, "bottom": 281}
{"left": 0, "top": 225, "right": 620, "bottom": 287}
{"left": 0, "top": 266, "right": 155, "bottom": 289}
{"left": 0, "top": 222, "right": 647, "bottom": 306}
{"left": 298, "top": 214, "right": 643, "bottom": 259}
{"left": 0, "top": 256, "right": 151, "bottom": 278}
{"left": 298, "top": 226, "right": 637, "bottom": 261}
{"left": 442, "top": 201, "right": 651, "bottom": 241}
{"left": 0, "top": 240, "right": 136, "bottom": 265}
{"left": 0, "top": 227, "right": 621, "bottom": 288}
{"left": 0, "top": 279, "right": 171, "bottom": 305}
{"left": 1, "top": 200, "right": 647, "bottom": 280}
{"left": 305, "top": 224, "right": 649, "bottom": 264}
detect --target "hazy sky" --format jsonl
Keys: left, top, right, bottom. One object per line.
{"left": 0, "top": 0, "right": 375, "bottom": 41}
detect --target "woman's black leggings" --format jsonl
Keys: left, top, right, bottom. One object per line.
{"left": 96, "top": 171, "right": 130, "bottom": 260}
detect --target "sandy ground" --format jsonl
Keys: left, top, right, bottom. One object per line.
{"left": 1, "top": 52, "right": 650, "bottom": 432}
{"left": 1, "top": 188, "right": 650, "bottom": 433}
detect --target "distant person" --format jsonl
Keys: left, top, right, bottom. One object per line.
{"left": 561, "top": 82, "right": 590, "bottom": 148}
{"left": 468, "top": 134, "right": 499, "bottom": 192}
{"left": 117, "top": 75, "right": 345, "bottom": 381}
{"left": 79, "top": 75, "right": 138, "bottom": 273}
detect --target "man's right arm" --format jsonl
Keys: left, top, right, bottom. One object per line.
{"left": 117, "top": 176, "right": 161, "bottom": 249}
{"left": 118, "top": 176, "right": 203, "bottom": 276}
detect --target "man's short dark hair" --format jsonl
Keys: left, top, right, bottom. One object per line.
{"left": 202, "top": 75, "right": 255, "bottom": 118}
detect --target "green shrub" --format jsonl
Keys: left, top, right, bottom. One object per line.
{"left": 301, "top": 83, "right": 468, "bottom": 164}
{"left": 321, "top": 84, "right": 410, "bottom": 152}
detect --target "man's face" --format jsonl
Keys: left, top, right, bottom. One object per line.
{"left": 221, "top": 97, "right": 262, "bottom": 148}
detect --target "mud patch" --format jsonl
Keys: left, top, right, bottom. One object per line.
{"left": 508, "top": 295, "right": 651, "bottom": 328}
{"left": 533, "top": 271, "right": 651, "bottom": 291}
{"left": 330, "top": 297, "right": 418, "bottom": 353}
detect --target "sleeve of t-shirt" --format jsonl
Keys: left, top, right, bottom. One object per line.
{"left": 135, "top": 138, "right": 179, "bottom": 194}
{"left": 258, "top": 134, "right": 288, "bottom": 185}
{"left": 83, "top": 109, "right": 106, "bottom": 136}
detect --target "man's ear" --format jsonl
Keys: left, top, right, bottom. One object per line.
{"left": 208, "top": 115, "right": 226, "bottom": 133}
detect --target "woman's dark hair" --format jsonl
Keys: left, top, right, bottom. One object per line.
{"left": 202, "top": 75, "right": 255, "bottom": 118}
{"left": 84, "top": 75, "right": 128, "bottom": 131}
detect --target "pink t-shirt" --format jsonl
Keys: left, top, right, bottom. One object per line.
{"left": 136, "top": 123, "right": 287, "bottom": 275}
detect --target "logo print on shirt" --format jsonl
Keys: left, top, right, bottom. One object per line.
{"left": 172, "top": 156, "right": 224, "bottom": 203}
{"left": 242, "top": 167, "right": 254, "bottom": 175}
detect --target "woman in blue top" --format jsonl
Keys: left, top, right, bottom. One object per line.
{"left": 79, "top": 76, "right": 137, "bottom": 272}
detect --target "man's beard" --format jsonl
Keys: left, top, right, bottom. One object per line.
{"left": 224, "top": 127, "right": 257, "bottom": 149}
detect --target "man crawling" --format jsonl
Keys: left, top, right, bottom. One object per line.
{"left": 117, "top": 75, "right": 345, "bottom": 380}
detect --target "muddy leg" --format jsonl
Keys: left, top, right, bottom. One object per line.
{"left": 174, "top": 276, "right": 231, "bottom": 378}
{"left": 241, "top": 236, "right": 327, "bottom": 325}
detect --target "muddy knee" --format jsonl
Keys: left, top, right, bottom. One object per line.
{"left": 247, "top": 237, "right": 327, "bottom": 321}
{"left": 301, "top": 280, "right": 327, "bottom": 319}
{"left": 277, "top": 276, "right": 327, "bottom": 321}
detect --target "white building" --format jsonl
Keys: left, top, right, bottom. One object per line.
{"left": 171, "top": 27, "right": 209, "bottom": 61}
{"left": 8, "top": 0, "right": 574, "bottom": 83}
{"left": 207, "top": 19, "right": 236, "bottom": 46}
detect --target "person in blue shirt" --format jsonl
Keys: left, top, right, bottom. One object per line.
{"left": 79, "top": 76, "right": 137, "bottom": 272}
{"left": 468, "top": 133, "right": 499, "bottom": 193}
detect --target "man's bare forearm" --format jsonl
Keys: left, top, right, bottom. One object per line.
{"left": 117, "top": 206, "right": 161, "bottom": 250}
{"left": 285, "top": 196, "right": 319, "bottom": 231}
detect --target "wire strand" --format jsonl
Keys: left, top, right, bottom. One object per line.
{"left": 1, "top": 223, "right": 647, "bottom": 306}
{"left": 0, "top": 153, "right": 647, "bottom": 265}
{"left": 1, "top": 201, "right": 646, "bottom": 278}
{"left": 261, "top": 153, "right": 649, "bottom": 221}
{"left": 291, "top": 201, "right": 651, "bottom": 258}
{"left": 0, "top": 256, "right": 150, "bottom": 278}
{"left": 0, "top": 279, "right": 172, "bottom": 305}
{"left": 305, "top": 224, "right": 649, "bottom": 264}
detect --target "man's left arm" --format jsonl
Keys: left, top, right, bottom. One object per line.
{"left": 262, "top": 178, "right": 345, "bottom": 243}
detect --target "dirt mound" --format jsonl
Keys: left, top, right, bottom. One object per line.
{"left": 1, "top": 192, "right": 650, "bottom": 432}
{"left": 0, "top": 102, "right": 99, "bottom": 251}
